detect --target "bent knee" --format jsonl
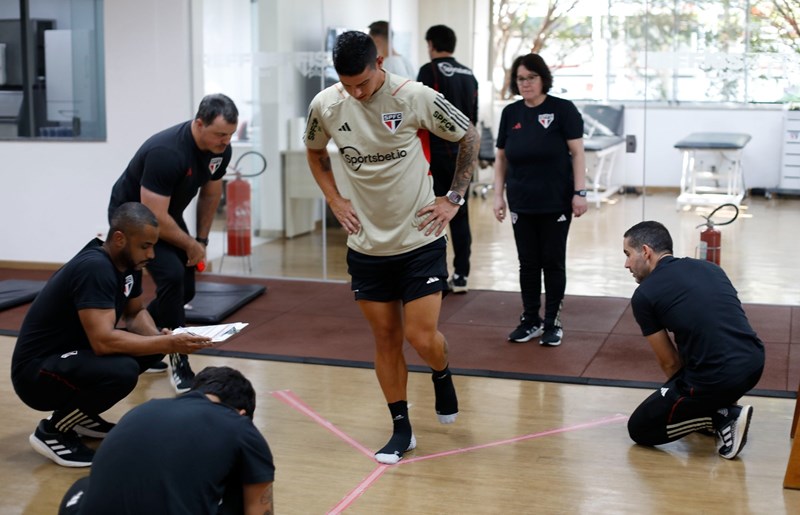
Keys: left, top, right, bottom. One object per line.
{"left": 103, "top": 357, "right": 141, "bottom": 389}
{"left": 627, "top": 418, "right": 663, "bottom": 447}
{"left": 405, "top": 328, "right": 441, "bottom": 352}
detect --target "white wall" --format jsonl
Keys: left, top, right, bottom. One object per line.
{"left": 491, "top": 102, "right": 785, "bottom": 190}
{"left": 622, "top": 106, "right": 784, "bottom": 188}
{"left": 0, "top": 0, "right": 193, "bottom": 264}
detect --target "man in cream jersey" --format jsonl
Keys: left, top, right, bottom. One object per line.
{"left": 304, "top": 30, "right": 479, "bottom": 464}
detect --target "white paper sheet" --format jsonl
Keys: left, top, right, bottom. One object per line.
{"left": 173, "top": 322, "right": 249, "bottom": 343}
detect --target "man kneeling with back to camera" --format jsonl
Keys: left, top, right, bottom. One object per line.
{"left": 58, "top": 366, "right": 275, "bottom": 514}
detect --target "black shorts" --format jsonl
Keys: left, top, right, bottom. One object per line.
{"left": 347, "top": 238, "right": 448, "bottom": 303}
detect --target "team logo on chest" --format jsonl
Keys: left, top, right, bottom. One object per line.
{"left": 123, "top": 274, "right": 134, "bottom": 298}
{"left": 382, "top": 112, "right": 403, "bottom": 134}
{"left": 209, "top": 157, "right": 223, "bottom": 174}
{"left": 538, "top": 113, "right": 554, "bottom": 129}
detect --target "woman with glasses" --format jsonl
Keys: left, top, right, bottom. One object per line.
{"left": 493, "top": 53, "right": 587, "bottom": 347}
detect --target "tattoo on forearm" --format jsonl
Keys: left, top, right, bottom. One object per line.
{"left": 452, "top": 126, "right": 480, "bottom": 193}
{"left": 261, "top": 483, "right": 274, "bottom": 515}
{"left": 319, "top": 155, "right": 332, "bottom": 173}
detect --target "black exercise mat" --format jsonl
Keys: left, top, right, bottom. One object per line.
{"left": 0, "top": 280, "right": 46, "bottom": 311}
{"left": 185, "top": 282, "right": 267, "bottom": 324}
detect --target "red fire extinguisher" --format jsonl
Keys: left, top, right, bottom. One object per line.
{"left": 226, "top": 171, "right": 251, "bottom": 256}
{"left": 223, "top": 151, "right": 267, "bottom": 260}
{"left": 698, "top": 224, "right": 722, "bottom": 265}
{"left": 696, "top": 203, "right": 739, "bottom": 266}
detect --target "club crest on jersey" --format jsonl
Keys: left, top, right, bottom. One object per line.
{"left": 124, "top": 274, "right": 134, "bottom": 297}
{"left": 209, "top": 157, "right": 223, "bottom": 174}
{"left": 538, "top": 113, "right": 554, "bottom": 129}
{"left": 382, "top": 112, "right": 403, "bottom": 134}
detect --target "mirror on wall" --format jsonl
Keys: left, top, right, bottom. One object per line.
{"left": 194, "top": 0, "right": 800, "bottom": 305}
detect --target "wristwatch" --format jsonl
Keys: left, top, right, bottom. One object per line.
{"left": 574, "top": 190, "right": 587, "bottom": 197}
{"left": 445, "top": 190, "right": 465, "bottom": 206}
{"left": 196, "top": 236, "right": 209, "bottom": 246}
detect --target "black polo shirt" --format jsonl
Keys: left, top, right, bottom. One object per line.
{"left": 12, "top": 239, "right": 141, "bottom": 375}
{"left": 79, "top": 391, "right": 275, "bottom": 514}
{"left": 496, "top": 96, "right": 583, "bottom": 214}
{"left": 631, "top": 256, "right": 765, "bottom": 387}
{"left": 108, "top": 121, "right": 231, "bottom": 231}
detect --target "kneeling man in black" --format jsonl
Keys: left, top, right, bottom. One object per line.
{"left": 11, "top": 202, "right": 212, "bottom": 467}
{"left": 622, "top": 221, "right": 764, "bottom": 459}
{"left": 58, "top": 366, "right": 275, "bottom": 515}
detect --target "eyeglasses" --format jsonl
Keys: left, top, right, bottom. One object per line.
{"left": 516, "top": 74, "right": 540, "bottom": 84}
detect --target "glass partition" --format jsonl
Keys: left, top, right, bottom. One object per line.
{"left": 0, "top": 0, "right": 105, "bottom": 140}
{"left": 196, "top": 0, "right": 800, "bottom": 304}
{"left": 198, "top": 0, "right": 396, "bottom": 280}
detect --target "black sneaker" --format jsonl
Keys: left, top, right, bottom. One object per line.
{"left": 450, "top": 274, "right": 468, "bottom": 294}
{"left": 540, "top": 326, "right": 563, "bottom": 346}
{"left": 716, "top": 405, "right": 753, "bottom": 459}
{"left": 170, "top": 353, "right": 195, "bottom": 394}
{"left": 508, "top": 315, "right": 544, "bottom": 343}
{"left": 145, "top": 360, "right": 168, "bottom": 373}
{"left": 74, "top": 414, "right": 116, "bottom": 439}
{"left": 29, "top": 420, "right": 94, "bottom": 467}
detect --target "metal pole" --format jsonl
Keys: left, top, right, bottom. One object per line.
{"left": 320, "top": 0, "right": 328, "bottom": 280}
{"left": 18, "top": 0, "right": 36, "bottom": 137}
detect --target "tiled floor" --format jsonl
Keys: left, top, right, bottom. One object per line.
{"left": 206, "top": 190, "right": 800, "bottom": 306}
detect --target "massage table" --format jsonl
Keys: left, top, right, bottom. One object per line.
{"left": 674, "top": 132, "right": 751, "bottom": 209}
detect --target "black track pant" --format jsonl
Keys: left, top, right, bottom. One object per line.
{"left": 628, "top": 365, "right": 763, "bottom": 446}
{"left": 432, "top": 153, "right": 472, "bottom": 278}
{"left": 13, "top": 349, "right": 162, "bottom": 417}
{"left": 510, "top": 211, "right": 571, "bottom": 327}
{"left": 446, "top": 197, "right": 472, "bottom": 277}
{"left": 146, "top": 239, "right": 196, "bottom": 329}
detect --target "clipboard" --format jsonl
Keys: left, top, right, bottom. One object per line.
{"left": 173, "top": 322, "right": 249, "bottom": 343}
